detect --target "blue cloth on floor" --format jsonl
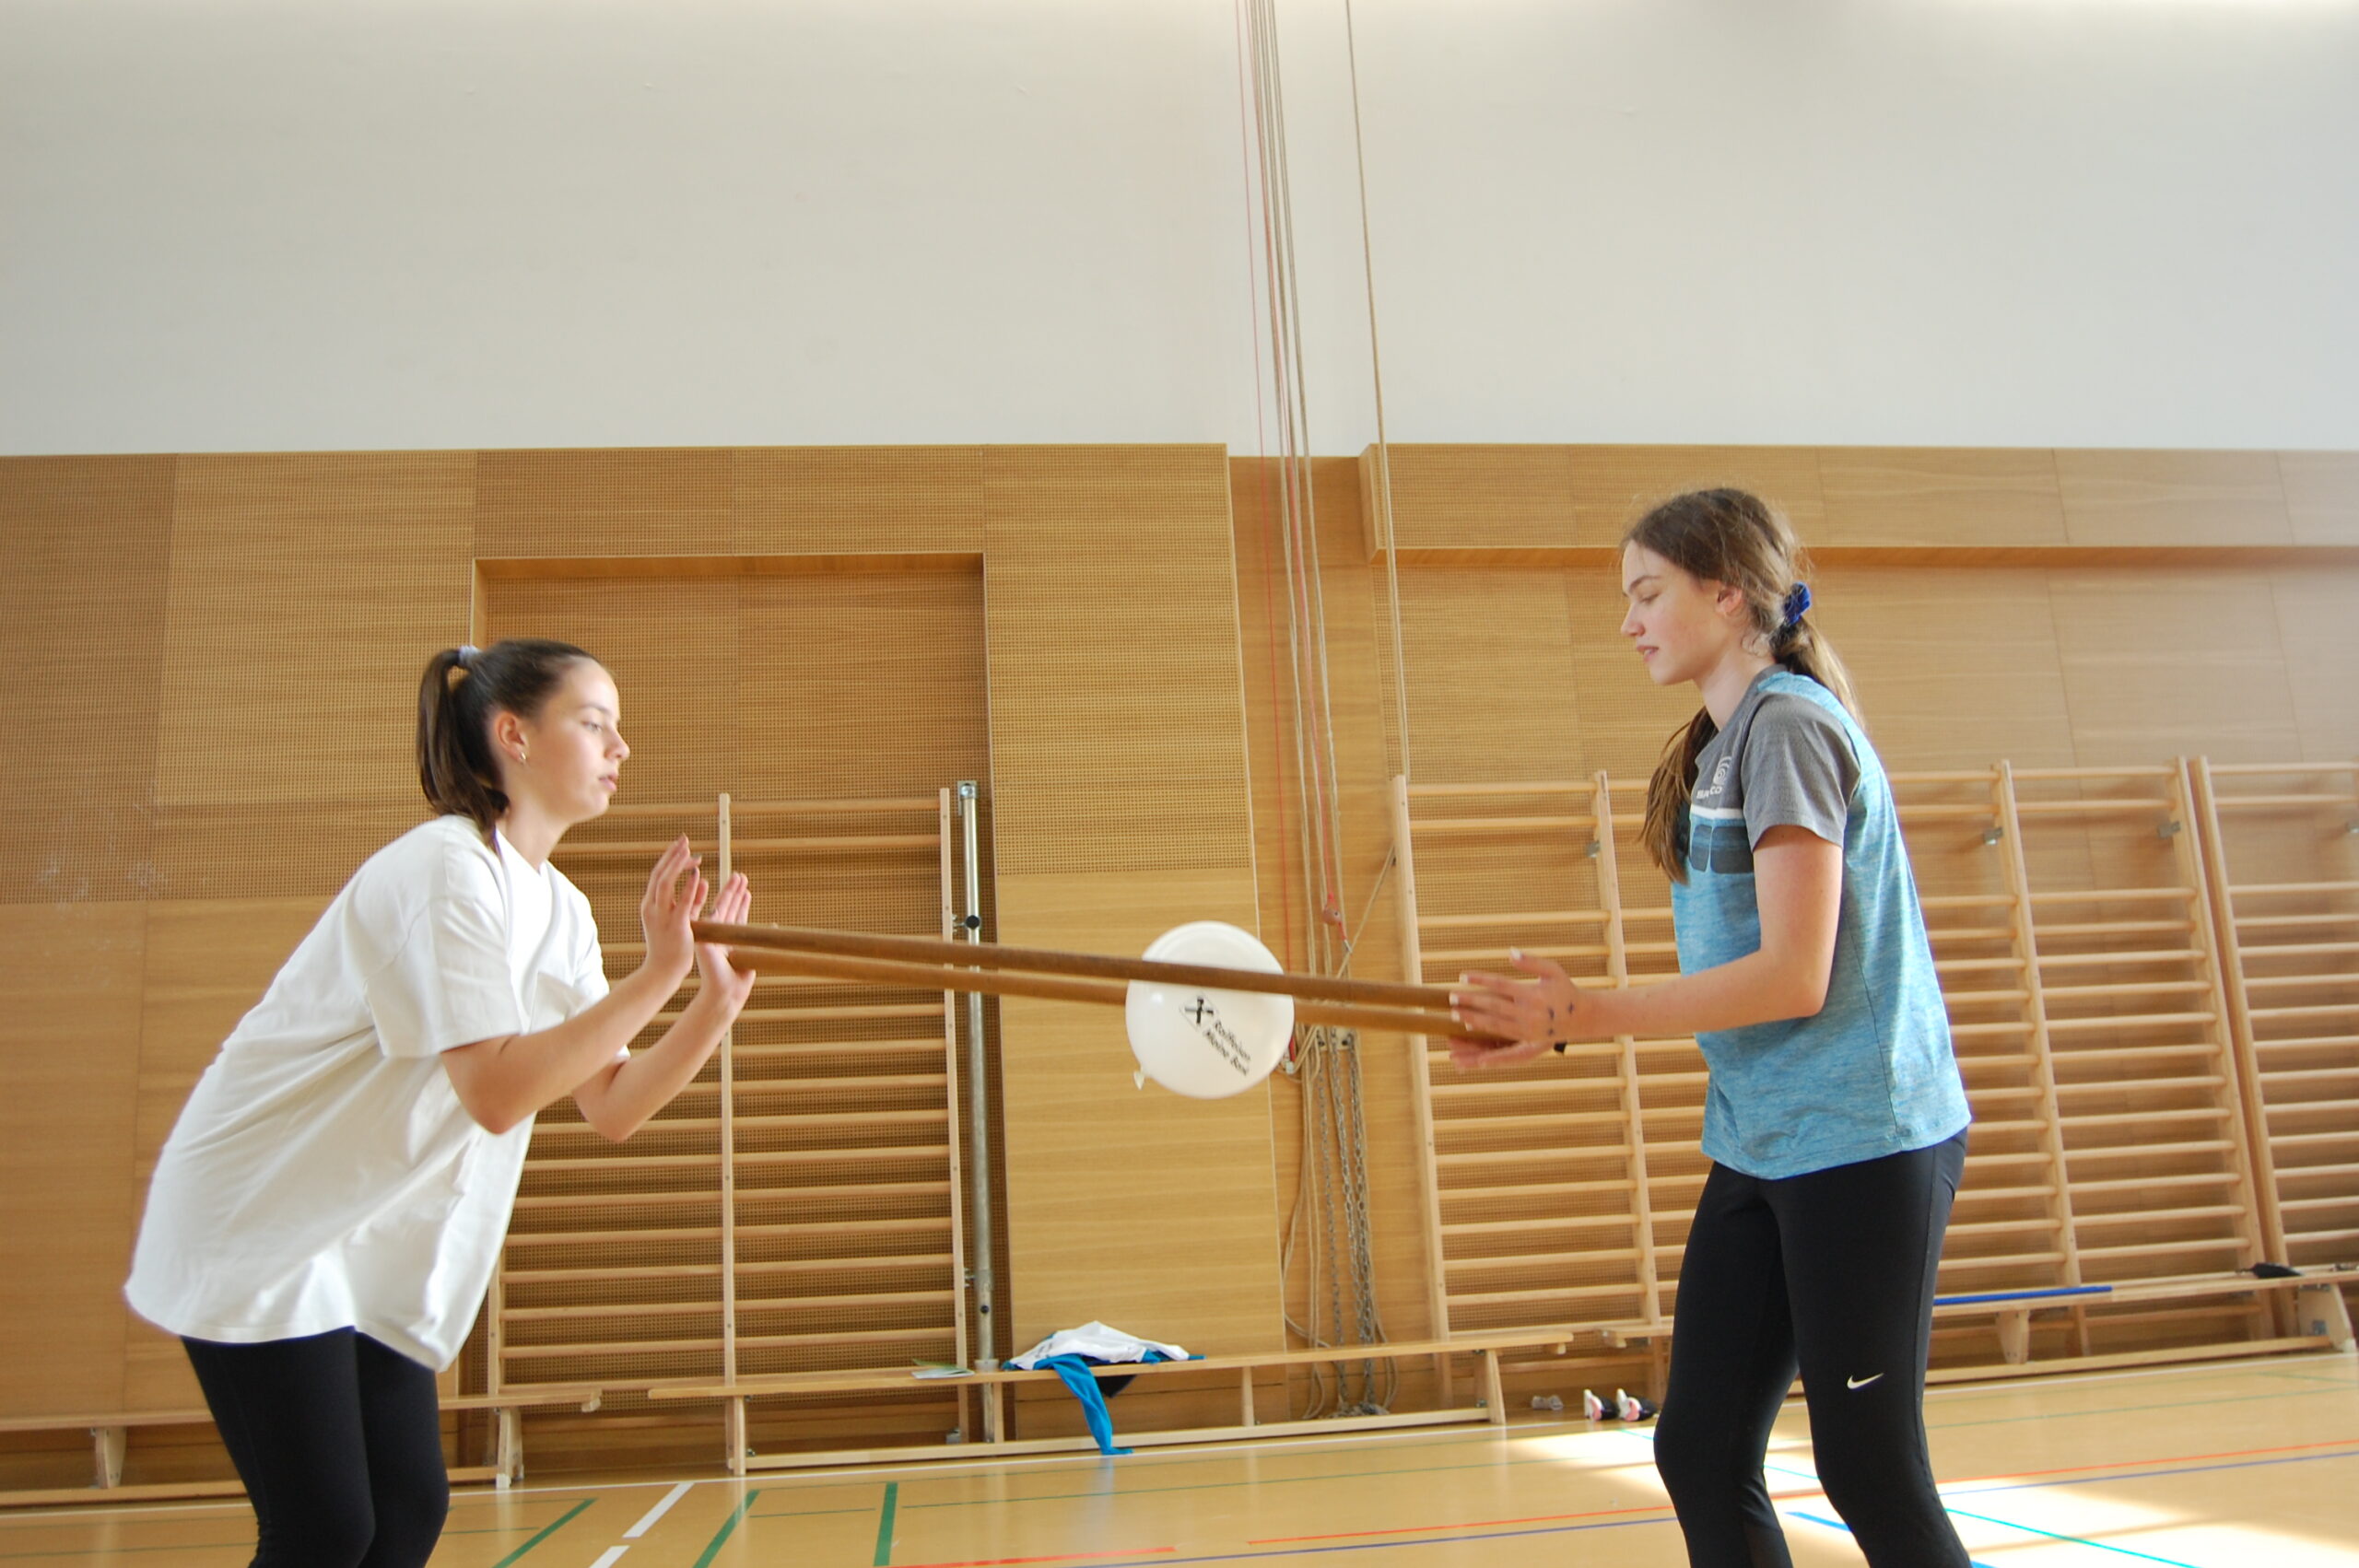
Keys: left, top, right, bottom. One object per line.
{"left": 1035, "top": 1350, "right": 1183, "bottom": 1456}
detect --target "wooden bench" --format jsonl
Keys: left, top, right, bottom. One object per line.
{"left": 646, "top": 1328, "right": 1642, "bottom": 1472}
{"left": 0, "top": 1387, "right": 604, "bottom": 1508}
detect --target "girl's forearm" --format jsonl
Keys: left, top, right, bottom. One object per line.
{"left": 1583, "top": 947, "right": 1829, "bottom": 1042}
{"left": 441, "top": 963, "right": 683, "bottom": 1134}
{"left": 580, "top": 986, "right": 735, "bottom": 1140}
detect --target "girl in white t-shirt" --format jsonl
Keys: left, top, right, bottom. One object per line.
{"left": 127, "top": 638, "right": 756, "bottom": 1568}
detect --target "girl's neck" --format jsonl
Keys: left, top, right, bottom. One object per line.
{"left": 497, "top": 804, "right": 563, "bottom": 869}
{"left": 1698, "top": 648, "right": 1778, "bottom": 730}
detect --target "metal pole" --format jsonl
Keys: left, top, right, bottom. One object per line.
{"left": 957, "top": 783, "right": 997, "bottom": 1397}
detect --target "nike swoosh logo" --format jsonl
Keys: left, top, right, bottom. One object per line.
{"left": 1847, "top": 1374, "right": 1883, "bottom": 1390}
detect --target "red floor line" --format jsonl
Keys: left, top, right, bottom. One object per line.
{"left": 1249, "top": 1502, "right": 1677, "bottom": 1545}
{"left": 892, "top": 1550, "right": 1180, "bottom": 1568}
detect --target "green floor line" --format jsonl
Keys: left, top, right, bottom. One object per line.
{"left": 874, "top": 1481, "right": 900, "bottom": 1566}
{"left": 489, "top": 1497, "right": 595, "bottom": 1567}
{"left": 691, "top": 1488, "right": 763, "bottom": 1568}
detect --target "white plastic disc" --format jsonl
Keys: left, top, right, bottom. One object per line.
{"left": 1124, "top": 921, "right": 1293, "bottom": 1098}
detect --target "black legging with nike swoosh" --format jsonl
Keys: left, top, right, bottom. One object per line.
{"left": 1653, "top": 1129, "right": 1972, "bottom": 1566}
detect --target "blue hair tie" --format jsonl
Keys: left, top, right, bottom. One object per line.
{"left": 1780, "top": 583, "right": 1812, "bottom": 629}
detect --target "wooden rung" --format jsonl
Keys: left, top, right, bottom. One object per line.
{"left": 1935, "top": 957, "right": 2027, "bottom": 975}
{"left": 2040, "top": 949, "right": 2202, "bottom": 968}
{"left": 1944, "top": 1216, "right": 2067, "bottom": 1237}
{"left": 2276, "top": 1196, "right": 2359, "bottom": 1213}
{"left": 506, "top": 1263, "right": 725, "bottom": 1284}
{"left": 2050, "top": 1044, "right": 2222, "bottom": 1066}
{"left": 730, "top": 1109, "right": 948, "bottom": 1129}
{"left": 2235, "top": 880, "right": 2359, "bottom": 896}
{"left": 2036, "top": 920, "right": 2199, "bottom": 938}
{"left": 1418, "top": 909, "right": 1610, "bottom": 930}
{"left": 1445, "top": 1281, "right": 1648, "bottom": 1305}
{"left": 502, "top": 1337, "right": 726, "bottom": 1358}
{"left": 2254, "top": 1034, "right": 2359, "bottom": 1052}
{"left": 1943, "top": 989, "right": 2034, "bottom": 1006}
{"left": 2032, "top": 887, "right": 2197, "bottom": 905}
{"left": 734, "top": 1147, "right": 950, "bottom": 1166}
{"left": 1952, "top": 1184, "right": 2061, "bottom": 1202}
{"left": 2271, "top": 1130, "right": 2359, "bottom": 1150}
{"left": 2054, "top": 1074, "right": 2227, "bottom": 1095}
{"left": 1436, "top": 1110, "right": 1634, "bottom": 1133}
{"left": 1438, "top": 1177, "right": 1639, "bottom": 1201}
{"left": 2043, "top": 1011, "right": 2218, "bottom": 1032}
{"left": 2071, "top": 1172, "right": 2244, "bottom": 1194}
{"left": 2244, "top": 974, "right": 2359, "bottom": 991}
{"left": 732, "top": 1327, "right": 954, "bottom": 1351}
{"left": 1414, "top": 814, "right": 1600, "bottom": 833}
{"left": 734, "top": 1290, "right": 958, "bottom": 1313}
{"left": 2239, "top": 942, "right": 2359, "bottom": 958}
{"left": 2259, "top": 1067, "right": 2359, "bottom": 1086}
{"left": 1951, "top": 1022, "right": 2035, "bottom": 1038}
{"left": 503, "top": 1302, "right": 725, "bottom": 1322}
{"left": 2252, "top": 1004, "right": 2359, "bottom": 1022}
{"left": 1437, "top": 1147, "right": 1634, "bottom": 1167}
{"left": 1423, "top": 943, "right": 1612, "bottom": 965}
{"left": 2062, "top": 1108, "right": 2233, "bottom": 1129}
{"left": 1921, "top": 895, "right": 2019, "bottom": 910}
{"left": 2074, "top": 1205, "right": 2250, "bottom": 1227}
{"left": 2237, "top": 915, "right": 2359, "bottom": 934}
{"left": 2066, "top": 1140, "right": 2236, "bottom": 1160}
{"left": 1932, "top": 1251, "right": 2069, "bottom": 1271}
{"left": 2076, "top": 1237, "right": 2252, "bottom": 1260}
{"left": 1409, "top": 780, "right": 1593, "bottom": 798}
{"left": 1445, "top": 1247, "right": 1643, "bottom": 1273}
{"left": 1440, "top": 1215, "right": 1642, "bottom": 1236}
{"left": 2044, "top": 980, "right": 2214, "bottom": 1000}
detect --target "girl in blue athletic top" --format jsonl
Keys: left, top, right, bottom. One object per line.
{"left": 1450, "top": 488, "right": 1972, "bottom": 1568}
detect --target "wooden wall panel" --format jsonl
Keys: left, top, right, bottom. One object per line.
{"left": 2055, "top": 451, "right": 2294, "bottom": 547}
{"left": 477, "top": 449, "right": 729, "bottom": 556}
{"left": 0, "top": 456, "right": 175, "bottom": 903}
{"left": 2279, "top": 452, "right": 2359, "bottom": 546}
{"left": 985, "top": 444, "right": 1284, "bottom": 1412}
{"left": 731, "top": 447, "right": 984, "bottom": 553}
{"left": 124, "top": 898, "right": 331, "bottom": 1410}
{"left": 2048, "top": 570, "right": 2304, "bottom": 766}
{"left": 1376, "top": 446, "right": 1579, "bottom": 551}
{"left": 156, "top": 453, "right": 475, "bottom": 898}
{"left": 2268, "top": 568, "right": 2359, "bottom": 762}
{"left": 1817, "top": 448, "right": 2067, "bottom": 547}
{"left": 0, "top": 905, "right": 147, "bottom": 1414}
{"left": 982, "top": 445, "right": 1255, "bottom": 876}
{"left": 1393, "top": 569, "right": 1583, "bottom": 785}
{"left": 1808, "top": 566, "right": 2077, "bottom": 770}
{"left": 1566, "top": 447, "right": 1827, "bottom": 543}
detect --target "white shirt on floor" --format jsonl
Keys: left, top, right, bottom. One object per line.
{"left": 126, "top": 814, "right": 608, "bottom": 1369}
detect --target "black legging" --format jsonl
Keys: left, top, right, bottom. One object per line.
{"left": 182, "top": 1328, "right": 449, "bottom": 1568}
{"left": 1653, "top": 1129, "right": 1970, "bottom": 1567}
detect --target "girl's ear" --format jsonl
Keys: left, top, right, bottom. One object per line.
{"left": 489, "top": 708, "right": 525, "bottom": 761}
{"left": 1714, "top": 581, "right": 1750, "bottom": 622}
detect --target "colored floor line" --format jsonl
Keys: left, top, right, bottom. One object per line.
{"left": 689, "top": 1488, "right": 762, "bottom": 1568}
{"left": 1942, "top": 1506, "right": 2205, "bottom": 1568}
{"left": 874, "top": 1482, "right": 899, "bottom": 1567}
{"left": 1787, "top": 1511, "right": 2000, "bottom": 1568}
{"left": 988, "top": 1514, "right": 1677, "bottom": 1568}
{"left": 890, "top": 1550, "right": 1179, "bottom": 1568}
{"left": 0, "top": 1507, "right": 581, "bottom": 1561}
{"left": 747, "top": 1374, "right": 2356, "bottom": 1522}
{"left": 489, "top": 1496, "right": 596, "bottom": 1568}
{"left": 1249, "top": 1500, "right": 1675, "bottom": 1544}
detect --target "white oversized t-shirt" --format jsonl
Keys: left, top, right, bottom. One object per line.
{"left": 125, "top": 815, "right": 608, "bottom": 1369}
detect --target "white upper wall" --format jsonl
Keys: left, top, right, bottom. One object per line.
{"left": 4, "top": 0, "right": 2354, "bottom": 455}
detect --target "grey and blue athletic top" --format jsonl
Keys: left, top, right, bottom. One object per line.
{"left": 1670, "top": 668, "right": 1970, "bottom": 1180}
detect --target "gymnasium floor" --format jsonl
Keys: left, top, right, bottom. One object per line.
{"left": 7, "top": 1357, "right": 2356, "bottom": 1567}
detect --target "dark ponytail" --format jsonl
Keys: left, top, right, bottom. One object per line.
{"left": 417, "top": 638, "right": 596, "bottom": 835}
